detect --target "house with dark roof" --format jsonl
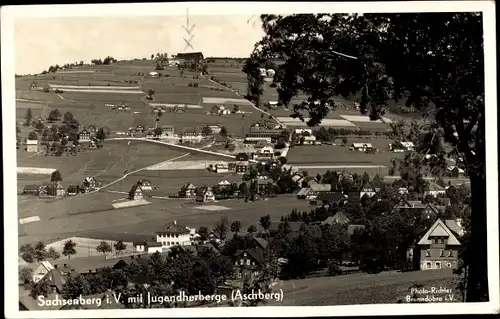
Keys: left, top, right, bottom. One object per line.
{"left": 310, "top": 192, "right": 347, "bottom": 206}
{"left": 128, "top": 183, "right": 144, "bottom": 200}
{"left": 322, "top": 212, "right": 350, "bottom": 226}
{"left": 179, "top": 183, "right": 197, "bottom": 198}
{"left": 393, "top": 199, "right": 443, "bottom": 219}
{"left": 155, "top": 220, "right": 191, "bottom": 249}
{"left": 233, "top": 248, "right": 265, "bottom": 284}
{"left": 417, "top": 219, "right": 462, "bottom": 270}
{"left": 296, "top": 183, "right": 331, "bottom": 200}
{"left": 176, "top": 52, "right": 204, "bottom": 61}
{"left": 196, "top": 186, "right": 215, "bottom": 202}
{"left": 83, "top": 177, "right": 99, "bottom": 191}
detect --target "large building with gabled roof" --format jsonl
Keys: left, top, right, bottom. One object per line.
{"left": 417, "top": 218, "right": 462, "bottom": 270}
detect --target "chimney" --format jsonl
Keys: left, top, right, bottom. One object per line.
{"left": 173, "top": 220, "right": 177, "bottom": 225}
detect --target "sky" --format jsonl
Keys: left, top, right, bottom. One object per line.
{"left": 14, "top": 15, "right": 265, "bottom": 75}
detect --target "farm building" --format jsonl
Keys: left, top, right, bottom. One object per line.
{"left": 179, "top": 183, "right": 197, "bottom": 198}
{"left": 424, "top": 181, "right": 447, "bottom": 197}
{"left": 26, "top": 139, "right": 38, "bottom": 152}
{"left": 295, "top": 128, "right": 313, "bottom": 135}
{"left": 268, "top": 101, "right": 279, "bottom": 108}
{"left": 176, "top": 52, "right": 204, "bottom": 61}
{"left": 244, "top": 137, "right": 272, "bottom": 144}
{"left": 246, "top": 128, "right": 283, "bottom": 141}
{"left": 266, "top": 69, "right": 276, "bottom": 77}
{"left": 447, "top": 166, "right": 466, "bottom": 178}
{"left": 302, "top": 135, "right": 316, "bottom": 145}
{"left": 180, "top": 132, "right": 203, "bottom": 144}
{"left": 148, "top": 71, "right": 159, "bottom": 77}
{"left": 214, "top": 163, "right": 230, "bottom": 173}
{"left": 196, "top": 186, "right": 216, "bottom": 202}
{"left": 160, "top": 125, "right": 175, "bottom": 137}
{"left": 349, "top": 143, "right": 373, "bottom": 152}
{"left": 23, "top": 184, "right": 46, "bottom": 196}
{"left": 296, "top": 183, "right": 332, "bottom": 200}
{"left": 78, "top": 129, "right": 91, "bottom": 142}
{"left": 128, "top": 183, "right": 144, "bottom": 200}
{"left": 389, "top": 141, "right": 415, "bottom": 152}
{"left": 134, "top": 241, "right": 163, "bottom": 254}
{"left": 155, "top": 220, "right": 192, "bottom": 249}
{"left": 46, "top": 182, "right": 66, "bottom": 197}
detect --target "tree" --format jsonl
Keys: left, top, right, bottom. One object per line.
{"left": 230, "top": 221, "right": 242, "bottom": 235}
{"left": 19, "top": 267, "right": 33, "bottom": 285}
{"left": 34, "top": 241, "right": 48, "bottom": 261}
{"left": 27, "top": 131, "right": 38, "bottom": 140}
{"left": 96, "top": 241, "right": 112, "bottom": 256}
{"left": 47, "top": 109, "right": 61, "bottom": 122}
{"left": 62, "top": 240, "right": 77, "bottom": 259}
{"left": 233, "top": 104, "right": 240, "bottom": 112}
{"left": 214, "top": 217, "right": 229, "bottom": 241}
{"left": 19, "top": 244, "right": 36, "bottom": 263}
{"left": 201, "top": 126, "right": 212, "bottom": 136}
{"left": 114, "top": 241, "right": 127, "bottom": 254}
{"left": 248, "top": 13, "right": 487, "bottom": 301}
{"left": 259, "top": 214, "right": 272, "bottom": 235}
{"left": 220, "top": 126, "right": 228, "bottom": 137}
{"left": 35, "top": 122, "right": 45, "bottom": 132}
{"left": 147, "top": 89, "right": 155, "bottom": 100}
{"left": 342, "top": 137, "right": 348, "bottom": 145}
{"left": 24, "top": 108, "right": 33, "bottom": 126}
{"left": 197, "top": 226, "right": 209, "bottom": 242}
{"left": 247, "top": 225, "right": 257, "bottom": 234}
{"left": 63, "top": 111, "right": 74, "bottom": 124}
{"left": 51, "top": 170, "right": 62, "bottom": 182}
{"left": 239, "top": 182, "right": 250, "bottom": 199}
{"left": 154, "top": 127, "right": 163, "bottom": 137}
{"left": 96, "top": 128, "right": 106, "bottom": 141}
{"left": 46, "top": 247, "right": 61, "bottom": 260}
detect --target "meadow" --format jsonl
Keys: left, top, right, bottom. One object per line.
{"left": 16, "top": 140, "right": 189, "bottom": 187}
{"left": 286, "top": 137, "right": 404, "bottom": 166}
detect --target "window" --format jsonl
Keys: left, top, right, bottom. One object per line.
{"left": 237, "top": 273, "right": 242, "bottom": 279}
{"left": 436, "top": 262, "right": 442, "bottom": 269}
{"left": 440, "top": 250, "right": 444, "bottom": 257}
{"left": 425, "top": 250, "right": 431, "bottom": 257}
{"left": 446, "top": 262, "right": 452, "bottom": 268}
{"left": 176, "top": 242, "right": 179, "bottom": 245}
{"left": 246, "top": 259, "right": 251, "bottom": 266}
{"left": 448, "top": 250, "right": 453, "bottom": 257}
{"left": 440, "top": 238, "right": 445, "bottom": 244}
{"left": 433, "top": 238, "right": 438, "bottom": 244}
{"left": 240, "top": 259, "right": 244, "bottom": 265}
{"left": 426, "top": 262, "right": 432, "bottom": 269}
{"left": 254, "top": 271, "right": 259, "bottom": 276}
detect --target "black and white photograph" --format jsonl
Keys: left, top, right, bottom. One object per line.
{"left": 2, "top": 1, "right": 498, "bottom": 317}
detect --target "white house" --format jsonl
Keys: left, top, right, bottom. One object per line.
{"left": 259, "top": 68, "right": 267, "bottom": 77}
{"left": 26, "top": 139, "right": 38, "bottom": 153}
{"left": 401, "top": 141, "right": 415, "bottom": 151}
{"left": 214, "top": 163, "right": 230, "bottom": 173}
{"left": 32, "top": 261, "right": 55, "bottom": 283}
{"left": 268, "top": 101, "right": 279, "bottom": 108}
{"left": 425, "top": 182, "right": 447, "bottom": 197}
{"left": 302, "top": 135, "right": 316, "bottom": 145}
{"left": 259, "top": 146, "right": 275, "bottom": 158}
{"left": 244, "top": 137, "right": 272, "bottom": 144}
{"left": 218, "top": 180, "right": 232, "bottom": 188}
{"left": 155, "top": 220, "right": 192, "bottom": 249}
{"left": 295, "top": 128, "right": 313, "bottom": 135}
{"left": 266, "top": 69, "right": 276, "bottom": 77}
{"left": 149, "top": 71, "right": 159, "bottom": 77}
{"left": 134, "top": 241, "right": 163, "bottom": 254}
{"left": 350, "top": 143, "right": 373, "bottom": 152}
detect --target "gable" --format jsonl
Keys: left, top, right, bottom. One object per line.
{"left": 417, "top": 219, "right": 461, "bottom": 246}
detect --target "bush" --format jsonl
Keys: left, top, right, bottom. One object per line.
{"left": 193, "top": 83, "right": 199, "bottom": 88}
{"left": 43, "top": 87, "right": 50, "bottom": 93}
{"left": 188, "top": 83, "right": 193, "bottom": 87}
{"left": 54, "top": 89, "right": 64, "bottom": 94}
{"left": 327, "top": 260, "right": 343, "bottom": 276}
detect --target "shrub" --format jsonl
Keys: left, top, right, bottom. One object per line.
{"left": 327, "top": 260, "right": 343, "bottom": 276}
{"left": 188, "top": 83, "right": 193, "bottom": 87}
{"left": 43, "top": 87, "right": 50, "bottom": 93}
{"left": 54, "top": 89, "right": 64, "bottom": 94}
{"left": 193, "top": 83, "right": 199, "bottom": 88}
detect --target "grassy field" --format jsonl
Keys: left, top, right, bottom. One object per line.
{"left": 18, "top": 193, "right": 311, "bottom": 247}
{"left": 15, "top": 61, "right": 265, "bottom": 138}
{"left": 271, "top": 269, "right": 460, "bottom": 306}
{"left": 286, "top": 138, "right": 404, "bottom": 166}
{"left": 16, "top": 140, "right": 189, "bottom": 186}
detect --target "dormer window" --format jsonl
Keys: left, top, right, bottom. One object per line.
{"left": 425, "top": 250, "right": 431, "bottom": 257}
{"left": 440, "top": 249, "right": 444, "bottom": 257}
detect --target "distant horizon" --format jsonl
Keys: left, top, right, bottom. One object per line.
{"left": 14, "top": 15, "right": 265, "bottom": 75}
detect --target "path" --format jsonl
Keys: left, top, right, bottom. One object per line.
{"left": 201, "top": 73, "right": 286, "bottom": 128}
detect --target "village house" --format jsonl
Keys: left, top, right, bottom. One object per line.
{"left": 296, "top": 183, "right": 332, "bottom": 200}
{"left": 26, "top": 139, "right": 38, "bottom": 152}
{"left": 156, "top": 220, "right": 192, "bottom": 249}
{"left": 257, "top": 145, "right": 275, "bottom": 159}
{"left": 389, "top": 141, "right": 415, "bottom": 152}
{"left": 181, "top": 132, "right": 203, "bottom": 144}
{"left": 87, "top": 125, "right": 97, "bottom": 137}
{"left": 302, "top": 135, "right": 317, "bottom": 145}
{"left": 149, "top": 71, "right": 159, "bottom": 77}
{"left": 196, "top": 186, "right": 215, "bottom": 202}
{"left": 232, "top": 238, "right": 269, "bottom": 284}
{"left": 246, "top": 128, "right": 283, "bottom": 142}
{"left": 78, "top": 129, "right": 91, "bottom": 142}
{"left": 393, "top": 199, "right": 443, "bottom": 219}
{"left": 244, "top": 136, "right": 273, "bottom": 144}
{"left": 128, "top": 183, "right": 144, "bottom": 200}
{"left": 205, "top": 125, "right": 222, "bottom": 135}
{"left": 447, "top": 166, "right": 466, "bottom": 178}
{"left": 294, "top": 128, "right": 313, "bottom": 135}
{"left": 178, "top": 183, "right": 197, "bottom": 198}
{"left": 417, "top": 219, "right": 462, "bottom": 270}
{"left": 311, "top": 192, "right": 347, "bottom": 206}
{"left": 214, "top": 163, "right": 230, "bottom": 173}
{"left": 137, "top": 180, "right": 153, "bottom": 192}
{"left": 256, "top": 179, "right": 276, "bottom": 195}
{"left": 46, "top": 182, "right": 66, "bottom": 197}
{"left": 83, "top": 177, "right": 99, "bottom": 191}
{"left": 297, "top": 175, "right": 319, "bottom": 188}
{"left": 268, "top": 101, "right": 279, "bottom": 108}
{"left": 235, "top": 153, "right": 250, "bottom": 174}
{"left": 28, "top": 260, "right": 55, "bottom": 283}
{"left": 23, "top": 184, "right": 46, "bottom": 196}
{"left": 160, "top": 125, "right": 175, "bottom": 137}
{"left": 349, "top": 143, "right": 373, "bottom": 152}
{"left": 321, "top": 211, "right": 350, "bottom": 226}
{"left": 134, "top": 241, "right": 163, "bottom": 254}
{"left": 425, "top": 181, "right": 447, "bottom": 197}
{"left": 348, "top": 180, "right": 383, "bottom": 201}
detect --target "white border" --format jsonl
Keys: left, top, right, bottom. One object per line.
{"left": 2, "top": 1, "right": 498, "bottom": 318}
